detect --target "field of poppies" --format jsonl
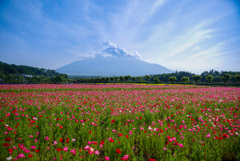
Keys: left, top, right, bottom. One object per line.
{"left": 0, "top": 84, "right": 239, "bottom": 161}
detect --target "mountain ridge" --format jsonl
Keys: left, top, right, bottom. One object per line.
{"left": 56, "top": 47, "right": 172, "bottom": 76}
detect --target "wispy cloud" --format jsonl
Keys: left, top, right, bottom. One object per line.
{"left": 0, "top": 0, "right": 239, "bottom": 72}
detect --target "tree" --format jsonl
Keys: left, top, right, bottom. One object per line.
{"left": 124, "top": 75, "right": 131, "bottom": 84}
{"left": 110, "top": 77, "right": 114, "bottom": 84}
{"left": 52, "top": 75, "right": 65, "bottom": 83}
{"left": 154, "top": 77, "right": 160, "bottom": 85}
{"left": 206, "top": 75, "right": 214, "bottom": 84}
{"left": 114, "top": 77, "right": 119, "bottom": 84}
{"left": 234, "top": 75, "right": 240, "bottom": 83}
{"left": 137, "top": 76, "right": 143, "bottom": 85}
{"left": 221, "top": 74, "right": 231, "bottom": 85}
{"left": 169, "top": 76, "right": 177, "bottom": 86}
{"left": 145, "top": 75, "right": 151, "bottom": 84}
{"left": 131, "top": 77, "right": 136, "bottom": 83}
{"left": 192, "top": 75, "right": 202, "bottom": 85}
{"left": 119, "top": 76, "right": 124, "bottom": 84}
{"left": 181, "top": 76, "right": 189, "bottom": 85}
{"left": 104, "top": 77, "right": 110, "bottom": 83}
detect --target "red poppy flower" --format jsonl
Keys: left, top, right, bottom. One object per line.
{"left": 5, "top": 138, "right": 11, "bottom": 141}
{"left": 29, "top": 154, "right": 33, "bottom": 158}
{"left": 88, "top": 130, "right": 92, "bottom": 134}
{"left": 139, "top": 117, "right": 142, "bottom": 119}
{"left": 111, "top": 119, "right": 115, "bottom": 122}
{"left": 3, "top": 143, "right": 10, "bottom": 147}
{"left": 116, "top": 148, "right": 121, "bottom": 154}
{"left": 59, "top": 138, "right": 63, "bottom": 142}
{"left": 59, "top": 125, "right": 63, "bottom": 129}
{"left": 125, "top": 135, "right": 129, "bottom": 138}
{"left": 56, "top": 148, "right": 62, "bottom": 151}
{"left": 149, "top": 159, "right": 156, "bottom": 161}
{"left": 100, "top": 141, "right": 105, "bottom": 145}
{"left": 8, "top": 148, "right": 13, "bottom": 153}
{"left": 118, "top": 133, "right": 123, "bottom": 137}
{"left": 35, "top": 149, "right": 40, "bottom": 153}
{"left": 109, "top": 138, "right": 114, "bottom": 142}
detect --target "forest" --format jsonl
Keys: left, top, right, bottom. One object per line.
{"left": 0, "top": 61, "right": 240, "bottom": 85}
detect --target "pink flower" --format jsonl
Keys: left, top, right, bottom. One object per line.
{"left": 105, "top": 156, "right": 110, "bottom": 161}
{"left": 54, "top": 141, "right": 57, "bottom": 145}
{"left": 108, "top": 137, "right": 114, "bottom": 142}
{"left": 178, "top": 144, "right": 184, "bottom": 148}
{"left": 70, "top": 149, "right": 76, "bottom": 155}
{"left": 29, "top": 135, "right": 33, "bottom": 138}
{"left": 120, "top": 155, "right": 129, "bottom": 160}
{"left": 63, "top": 146, "right": 68, "bottom": 152}
{"left": 94, "top": 150, "right": 100, "bottom": 155}
{"left": 72, "top": 138, "right": 76, "bottom": 142}
{"left": 18, "top": 153, "right": 25, "bottom": 158}
{"left": 45, "top": 136, "right": 49, "bottom": 141}
{"left": 206, "top": 133, "right": 211, "bottom": 138}
{"left": 88, "top": 147, "right": 94, "bottom": 155}
{"left": 163, "top": 147, "right": 167, "bottom": 150}
{"left": 31, "top": 146, "right": 36, "bottom": 150}
{"left": 180, "top": 136, "right": 184, "bottom": 139}
{"left": 112, "top": 129, "right": 116, "bottom": 133}
{"left": 84, "top": 145, "right": 90, "bottom": 151}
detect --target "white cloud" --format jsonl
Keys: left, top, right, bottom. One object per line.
{"left": 193, "top": 46, "right": 201, "bottom": 51}
{"left": 103, "top": 41, "right": 117, "bottom": 48}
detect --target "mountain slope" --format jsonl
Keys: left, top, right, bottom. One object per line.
{"left": 56, "top": 48, "right": 172, "bottom": 76}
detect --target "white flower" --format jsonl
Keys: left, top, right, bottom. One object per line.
{"left": 7, "top": 156, "right": 12, "bottom": 160}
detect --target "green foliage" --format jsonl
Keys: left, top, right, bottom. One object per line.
{"left": 145, "top": 75, "right": 151, "bottom": 83}
{"left": 0, "top": 61, "right": 67, "bottom": 84}
{"left": 154, "top": 77, "right": 160, "bottom": 84}
{"left": 206, "top": 75, "right": 214, "bottom": 83}
{"left": 114, "top": 77, "right": 119, "bottom": 83}
{"left": 124, "top": 75, "right": 131, "bottom": 83}
{"left": 181, "top": 76, "right": 189, "bottom": 85}
{"left": 169, "top": 76, "right": 177, "bottom": 85}
{"left": 234, "top": 75, "right": 240, "bottom": 83}
{"left": 192, "top": 75, "right": 202, "bottom": 84}
{"left": 221, "top": 74, "right": 231, "bottom": 84}
{"left": 119, "top": 76, "right": 124, "bottom": 83}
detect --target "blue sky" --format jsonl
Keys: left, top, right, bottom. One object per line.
{"left": 0, "top": 0, "right": 240, "bottom": 74}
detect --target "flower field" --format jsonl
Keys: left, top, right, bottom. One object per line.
{"left": 0, "top": 84, "right": 240, "bottom": 161}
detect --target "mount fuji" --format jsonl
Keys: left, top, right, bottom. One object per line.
{"left": 56, "top": 47, "right": 172, "bottom": 76}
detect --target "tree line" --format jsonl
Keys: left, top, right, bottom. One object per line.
{"left": 0, "top": 61, "right": 68, "bottom": 84}
{"left": 74, "top": 71, "right": 240, "bottom": 86}
{"left": 0, "top": 61, "right": 239, "bottom": 85}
